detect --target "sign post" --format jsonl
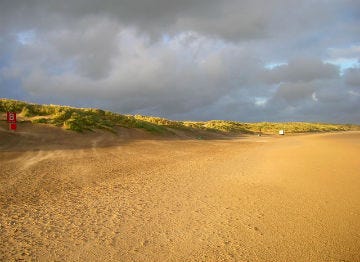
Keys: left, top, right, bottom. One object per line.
{"left": 7, "top": 112, "right": 17, "bottom": 131}
{"left": 10, "top": 123, "right": 17, "bottom": 131}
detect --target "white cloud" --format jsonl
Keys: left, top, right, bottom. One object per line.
{"left": 311, "top": 92, "right": 318, "bottom": 102}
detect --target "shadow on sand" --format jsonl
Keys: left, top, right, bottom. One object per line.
{"left": 0, "top": 120, "right": 253, "bottom": 152}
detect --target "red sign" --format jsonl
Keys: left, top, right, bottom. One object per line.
{"left": 7, "top": 112, "right": 16, "bottom": 123}
{"left": 10, "top": 123, "right": 17, "bottom": 131}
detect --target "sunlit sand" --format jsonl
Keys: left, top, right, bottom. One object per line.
{"left": 1, "top": 124, "right": 359, "bottom": 261}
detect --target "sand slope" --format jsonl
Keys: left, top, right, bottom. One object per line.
{"left": 1, "top": 124, "right": 359, "bottom": 261}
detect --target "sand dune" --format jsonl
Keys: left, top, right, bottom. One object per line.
{"left": 1, "top": 124, "right": 359, "bottom": 261}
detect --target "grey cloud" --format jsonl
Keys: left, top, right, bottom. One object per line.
{"left": 272, "top": 82, "right": 315, "bottom": 104}
{"left": 264, "top": 77, "right": 360, "bottom": 122}
{"left": 14, "top": 31, "right": 272, "bottom": 117}
{"left": 1, "top": 0, "right": 357, "bottom": 41}
{"left": 345, "top": 68, "right": 360, "bottom": 87}
{"left": 265, "top": 58, "right": 339, "bottom": 83}
{"left": 47, "top": 16, "right": 120, "bottom": 79}
{"left": 328, "top": 45, "right": 360, "bottom": 60}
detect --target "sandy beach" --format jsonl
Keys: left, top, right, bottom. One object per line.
{"left": 1, "top": 124, "right": 359, "bottom": 261}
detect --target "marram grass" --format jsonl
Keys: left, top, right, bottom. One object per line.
{"left": 1, "top": 98, "right": 359, "bottom": 134}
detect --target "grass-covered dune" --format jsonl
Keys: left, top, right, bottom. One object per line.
{"left": 1, "top": 98, "right": 359, "bottom": 135}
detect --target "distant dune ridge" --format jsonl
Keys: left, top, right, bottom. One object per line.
{"left": 1, "top": 98, "right": 359, "bottom": 135}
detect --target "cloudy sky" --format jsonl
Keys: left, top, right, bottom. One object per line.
{"left": 1, "top": 0, "right": 359, "bottom": 123}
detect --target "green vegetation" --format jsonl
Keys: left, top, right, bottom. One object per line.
{"left": 1, "top": 98, "right": 359, "bottom": 134}
{"left": 0, "top": 98, "right": 167, "bottom": 133}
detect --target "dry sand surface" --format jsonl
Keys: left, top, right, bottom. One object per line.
{"left": 1, "top": 122, "right": 360, "bottom": 261}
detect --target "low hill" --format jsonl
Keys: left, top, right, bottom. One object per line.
{"left": 1, "top": 98, "right": 359, "bottom": 135}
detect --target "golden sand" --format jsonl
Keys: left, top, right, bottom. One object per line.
{"left": 1, "top": 124, "right": 359, "bottom": 261}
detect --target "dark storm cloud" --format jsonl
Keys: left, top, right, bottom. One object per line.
{"left": 18, "top": 33, "right": 263, "bottom": 115}
{"left": 0, "top": 0, "right": 360, "bottom": 122}
{"left": 0, "top": 0, "right": 351, "bottom": 40}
